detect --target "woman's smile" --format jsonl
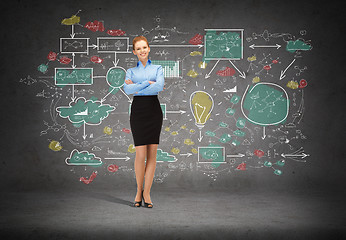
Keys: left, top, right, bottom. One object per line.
{"left": 133, "top": 40, "right": 150, "bottom": 62}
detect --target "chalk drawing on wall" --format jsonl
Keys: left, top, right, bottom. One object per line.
{"left": 241, "top": 82, "right": 289, "bottom": 126}
{"left": 20, "top": 10, "right": 312, "bottom": 183}
{"left": 65, "top": 149, "right": 103, "bottom": 166}
{"left": 204, "top": 29, "right": 244, "bottom": 60}
{"left": 190, "top": 91, "right": 214, "bottom": 130}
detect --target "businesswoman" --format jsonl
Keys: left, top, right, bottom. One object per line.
{"left": 123, "top": 36, "right": 164, "bottom": 208}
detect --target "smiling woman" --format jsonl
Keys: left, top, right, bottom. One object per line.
{"left": 122, "top": 36, "right": 165, "bottom": 209}
{"left": 132, "top": 36, "right": 151, "bottom": 64}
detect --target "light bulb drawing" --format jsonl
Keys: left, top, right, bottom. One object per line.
{"left": 190, "top": 91, "right": 214, "bottom": 130}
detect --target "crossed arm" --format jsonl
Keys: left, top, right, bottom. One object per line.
{"left": 123, "top": 66, "right": 165, "bottom": 95}
{"left": 124, "top": 79, "right": 155, "bottom": 92}
{"left": 123, "top": 78, "right": 151, "bottom": 95}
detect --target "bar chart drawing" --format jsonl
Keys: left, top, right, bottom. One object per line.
{"left": 151, "top": 60, "right": 181, "bottom": 78}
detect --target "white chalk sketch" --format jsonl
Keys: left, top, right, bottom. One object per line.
{"left": 20, "top": 11, "right": 311, "bottom": 181}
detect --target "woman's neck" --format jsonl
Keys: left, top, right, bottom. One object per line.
{"left": 140, "top": 58, "right": 148, "bottom": 67}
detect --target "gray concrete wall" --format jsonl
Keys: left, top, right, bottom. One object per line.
{"left": 1, "top": 0, "right": 345, "bottom": 194}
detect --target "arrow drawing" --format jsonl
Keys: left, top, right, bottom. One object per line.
{"left": 205, "top": 59, "right": 220, "bottom": 79}
{"left": 166, "top": 110, "right": 186, "bottom": 115}
{"left": 70, "top": 24, "right": 75, "bottom": 38}
{"left": 227, "top": 153, "right": 245, "bottom": 158}
{"left": 104, "top": 156, "right": 130, "bottom": 161}
{"left": 249, "top": 44, "right": 281, "bottom": 49}
{"left": 280, "top": 59, "right": 296, "bottom": 80}
{"left": 281, "top": 153, "right": 309, "bottom": 159}
{"left": 281, "top": 147, "right": 309, "bottom": 162}
{"left": 228, "top": 60, "right": 246, "bottom": 79}
{"left": 261, "top": 126, "right": 266, "bottom": 140}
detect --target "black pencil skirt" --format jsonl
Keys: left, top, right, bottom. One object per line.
{"left": 130, "top": 95, "right": 163, "bottom": 147}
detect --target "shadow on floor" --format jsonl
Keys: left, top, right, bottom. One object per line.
{"left": 88, "top": 191, "right": 134, "bottom": 207}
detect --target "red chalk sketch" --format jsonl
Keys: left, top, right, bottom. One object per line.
{"left": 80, "top": 171, "right": 97, "bottom": 184}
{"left": 122, "top": 128, "right": 131, "bottom": 134}
{"left": 47, "top": 51, "right": 57, "bottom": 61}
{"left": 189, "top": 33, "right": 203, "bottom": 45}
{"left": 299, "top": 79, "right": 307, "bottom": 88}
{"left": 59, "top": 56, "right": 72, "bottom": 64}
{"left": 107, "top": 164, "right": 119, "bottom": 173}
{"left": 90, "top": 56, "right": 103, "bottom": 63}
{"left": 107, "top": 29, "right": 125, "bottom": 36}
{"left": 236, "top": 162, "right": 246, "bottom": 170}
{"left": 216, "top": 67, "right": 236, "bottom": 76}
{"left": 263, "top": 65, "right": 271, "bottom": 71}
{"left": 85, "top": 20, "right": 105, "bottom": 32}
{"left": 254, "top": 149, "right": 265, "bottom": 158}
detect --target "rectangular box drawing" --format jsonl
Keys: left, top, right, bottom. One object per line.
{"left": 198, "top": 146, "right": 226, "bottom": 164}
{"left": 97, "top": 37, "right": 129, "bottom": 53}
{"left": 55, "top": 68, "right": 93, "bottom": 85}
{"left": 60, "top": 38, "right": 89, "bottom": 54}
{"left": 204, "top": 29, "right": 244, "bottom": 60}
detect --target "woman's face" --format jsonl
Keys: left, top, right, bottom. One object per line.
{"left": 133, "top": 40, "right": 150, "bottom": 62}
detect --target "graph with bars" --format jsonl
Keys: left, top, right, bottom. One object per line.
{"left": 151, "top": 60, "right": 180, "bottom": 78}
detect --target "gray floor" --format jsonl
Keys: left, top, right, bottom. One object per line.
{"left": 1, "top": 187, "right": 345, "bottom": 240}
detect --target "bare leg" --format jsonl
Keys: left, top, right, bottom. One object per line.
{"left": 143, "top": 144, "right": 158, "bottom": 205}
{"left": 134, "top": 145, "right": 147, "bottom": 206}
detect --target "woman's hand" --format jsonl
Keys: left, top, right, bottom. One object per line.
{"left": 125, "top": 79, "right": 134, "bottom": 84}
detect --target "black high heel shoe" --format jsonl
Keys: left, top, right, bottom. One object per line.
{"left": 142, "top": 190, "right": 153, "bottom": 208}
{"left": 133, "top": 190, "right": 143, "bottom": 207}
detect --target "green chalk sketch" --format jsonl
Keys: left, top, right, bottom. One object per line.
{"left": 264, "top": 161, "right": 272, "bottom": 167}
{"left": 89, "top": 96, "right": 98, "bottom": 101}
{"left": 275, "top": 160, "right": 285, "bottom": 167}
{"left": 286, "top": 39, "right": 312, "bottom": 53}
{"left": 156, "top": 149, "right": 177, "bottom": 162}
{"left": 107, "top": 67, "right": 126, "bottom": 88}
{"left": 231, "top": 139, "right": 240, "bottom": 146}
{"left": 151, "top": 60, "right": 180, "bottom": 78}
{"left": 226, "top": 108, "right": 235, "bottom": 116}
{"left": 242, "top": 83, "right": 289, "bottom": 126}
{"left": 199, "top": 144, "right": 225, "bottom": 168}
{"left": 236, "top": 117, "right": 246, "bottom": 128}
{"left": 219, "top": 133, "right": 232, "bottom": 143}
{"left": 219, "top": 122, "right": 228, "bottom": 128}
{"left": 151, "top": 60, "right": 174, "bottom": 69}
{"left": 230, "top": 95, "right": 241, "bottom": 104}
{"left": 56, "top": 97, "right": 115, "bottom": 125}
{"left": 205, "top": 131, "right": 216, "bottom": 137}
{"left": 205, "top": 30, "right": 242, "bottom": 60}
{"left": 38, "top": 64, "right": 48, "bottom": 73}
{"left": 233, "top": 129, "right": 245, "bottom": 137}
{"left": 72, "top": 122, "right": 84, "bottom": 128}
{"left": 65, "top": 149, "right": 103, "bottom": 166}
{"left": 160, "top": 104, "right": 166, "bottom": 119}
{"left": 55, "top": 68, "right": 93, "bottom": 85}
